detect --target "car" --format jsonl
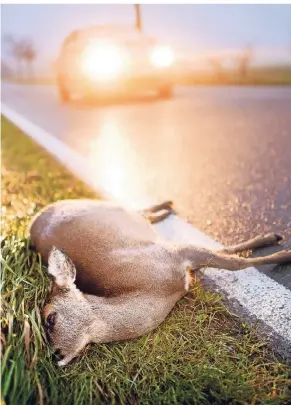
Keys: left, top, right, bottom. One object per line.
{"left": 56, "top": 25, "right": 175, "bottom": 102}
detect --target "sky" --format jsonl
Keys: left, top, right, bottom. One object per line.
{"left": 1, "top": 4, "right": 291, "bottom": 74}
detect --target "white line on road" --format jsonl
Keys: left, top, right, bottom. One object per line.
{"left": 2, "top": 102, "right": 291, "bottom": 346}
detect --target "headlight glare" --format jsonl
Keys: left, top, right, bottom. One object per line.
{"left": 150, "top": 45, "right": 174, "bottom": 68}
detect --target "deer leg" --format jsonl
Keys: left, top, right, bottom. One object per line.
{"left": 147, "top": 210, "right": 173, "bottom": 224}
{"left": 141, "top": 201, "right": 173, "bottom": 215}
{"left": 180, "top": 246, "right": 291, "bottom": 271}
{"left": 218, "top": 233, "right": 283, "bottom": 255}
{"left": 140, "top": 201, "right": 175, "bottom": 224}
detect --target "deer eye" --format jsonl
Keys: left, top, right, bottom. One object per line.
{"left": 46, "top": 312, "right": 57, "bottom": 328}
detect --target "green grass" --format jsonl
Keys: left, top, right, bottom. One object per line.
{"left": 177, "top": 65, "right": 291, "bottom": 86}
{"left": 4, "top": 65, "right": 291, "bottom": 88}
{"left": 1, "top": 115, "right": 291, "bottom": 405}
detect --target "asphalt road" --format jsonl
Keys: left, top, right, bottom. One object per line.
{"left": 2, "top": 83, "right": 291, "bottom": 288}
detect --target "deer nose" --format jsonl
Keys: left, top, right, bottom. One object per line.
{"left": 53, "top": 348, "right": 65, "bottom": 362}
{"left": 45, "top": 327, "right": 55, "bottom": 345}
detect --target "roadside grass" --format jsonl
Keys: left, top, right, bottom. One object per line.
{"left": 177, "top": 65, "right": 291, "bottom": 87}
{"left": 3, "top": 78, "right": 56, "bottom": 86}
{"left": 1, "top": 115, "right": 291, "bottom": 405}
{"left": 4, "top": 65, "right": 291, "bottom": 88}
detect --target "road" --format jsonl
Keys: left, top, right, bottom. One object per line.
{"left": 2, "top": 83, "right": 291, "bottom": 292}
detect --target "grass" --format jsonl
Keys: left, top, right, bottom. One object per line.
{"left": 4, "top": 65, "right": 291, "bottom": 88}
{"left": 177, "top": 65, "right": 291, "bottom": 86}
{"left": 3, "top": 77, "right": 56, "bottom": 86}
{"left": 1, "top": 115, "right": 291, "bottom": 405}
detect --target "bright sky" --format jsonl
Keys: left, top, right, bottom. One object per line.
{"left": 1, "top": 4, "right": 291, "bottom": 73}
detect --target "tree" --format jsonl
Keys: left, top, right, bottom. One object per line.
{"left": 207, "top": 55, "right": 224, "bottom": 83}
{"left": 3, "top": 35, "right": 37, "bottom": 79}
{"left": 21, "top": 39, "right": 37, "bottom": 78}
{"left": 236, "top": 44, "right": 253, "bottom": 82}
{"left": 3, "top": 35, "right": 23, "bottom": 78}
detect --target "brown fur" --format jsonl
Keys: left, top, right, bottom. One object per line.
{"left": 29, "top": 199, "right": 291, "bottom": 366}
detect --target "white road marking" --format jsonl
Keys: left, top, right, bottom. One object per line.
{"left": 2, "top": 103, "right": 291, "bottom": 345}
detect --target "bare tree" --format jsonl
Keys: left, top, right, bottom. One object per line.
{"left": 3, "top": 35, "right": 23, "bottom": 78}
{"left": 3, "top": 35, "right": 37, "bottom": 79}
{"left": 236, "top": 44, "right": 254, "bottom": 82}
{"left": 207, "top": 55, "right": 224, "bottom": 83}
{"left": 21, "top": 39, "right": 37, "bottom": 79}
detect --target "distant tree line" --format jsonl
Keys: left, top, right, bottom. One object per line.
{"left": 207, "top": 45, "right": 254, "bottom": 83}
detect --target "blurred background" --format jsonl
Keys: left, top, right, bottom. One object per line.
{"left": 1, "top": 4, "right": 291, "bottom": 86}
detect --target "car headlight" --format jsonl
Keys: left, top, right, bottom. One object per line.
{"left": 150, "top": 45, "right": 174, "bottom": 68}
{"left": 81, "top": 43, "right": 124, "bottom": 80}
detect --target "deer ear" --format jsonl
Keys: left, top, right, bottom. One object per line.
{"left": 48, "top": 246, "right": 76, "bottom": 287}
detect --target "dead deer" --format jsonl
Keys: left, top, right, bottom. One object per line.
{"left": 29, "top": 199, "right": 291, "bottom": 366}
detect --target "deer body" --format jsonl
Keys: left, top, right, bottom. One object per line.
{"left": 30, "top": 199, "right": 188, "bottom": 296}
{"left": 30, "top": 199, "right": 291, "bottom": 366}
